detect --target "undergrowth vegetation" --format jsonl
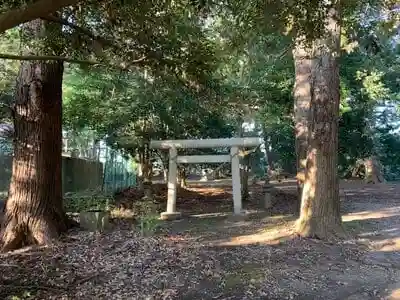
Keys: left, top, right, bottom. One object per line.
{"left": 64, "top": 190, "right": 162, "bottom": 235}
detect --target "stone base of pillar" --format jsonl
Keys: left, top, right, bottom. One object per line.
{"left": 159, "top": 211, "right": 182, "bottom": 221}
{"left": 226, "top": 211, "right": 248, "bottom": 222}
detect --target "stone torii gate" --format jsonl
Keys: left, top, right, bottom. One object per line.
{"left": 150, "top": 137, "right": 263, "bottom": 220}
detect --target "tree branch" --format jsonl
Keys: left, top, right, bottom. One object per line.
{"left": 40, "top": 15, "right": 149, "bottom": 69}
{"left": 0, "top": 53, "right": 103, "bottom": 65}
{"left": 0, "top": 0, "right": 82, "bottom": 33}
{"left": 0, "top": 53, "right": 146, "bottom": 69}
{"left": 40, "top": 15, "right": 113, "bottom": 47}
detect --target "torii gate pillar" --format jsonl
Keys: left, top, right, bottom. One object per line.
{"left": 150, "top": 137, "right": 263, "bottom": 220}
{"left": 160, "top": 147, "right": 182, "bottom": 220}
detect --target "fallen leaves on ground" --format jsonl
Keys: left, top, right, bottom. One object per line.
{"left": 1, "top": 182, "right": 400, "bottom": 300}
{"left": 115, "top": 183, "right": 235, "bottom": 215}
{"left": 0, "top": 225, "right": 397, "bottom": 300}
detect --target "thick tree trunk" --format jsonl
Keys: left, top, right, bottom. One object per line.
{"left": 0, "top": 0, "right": 80, "bottom": 34}
{"left": 364, "top": 156, "right": 385, "bottom": 183}
{"left": 163, "top": 169, "right": 168, "bottom": 183}
{"left": 236, "top": 116, "right": 250, "bottom": 201}
{"left": 137, "top": 154, "right": 145, "bottom": 191}
{"left": 240, "top": 156, "right": 250, "bottom": 202}
{"left": 0, "top": 25, "right": 68, "bottom": 250}
{"left": 160, "top": 151, "right": 169, "bottom": 183}
{"left": 177, "top": 166, "right": 187, "bottom": 188}
{"left": 137, "top": 143, "right": 153, "bottom": 199}
{"left": 143, "top": 181, "right": 153, "bottom": 199}
{"left": 215, "top": 168, "right": 223, "bottom": 179}
{"left": 293, "top": 38, "right": 312, "bottom": 203}
{"left": 295, "top": 4, "right": 344, "bottom": 240}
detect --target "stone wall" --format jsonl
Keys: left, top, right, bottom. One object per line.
{"left": 0, "top": 155, "right": 103, "bottom": 195}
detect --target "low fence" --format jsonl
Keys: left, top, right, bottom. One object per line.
{"left": 62, "top": 156, "right": 103, "bottom": 193}
{"left": 0, "top": 131, "right": 137, "bottom": 196}
{"left": 0, "top": 155, "right": 104, "bottom": 195}
{"left": 103, "top": 157, "right": 136, "bottom": 194}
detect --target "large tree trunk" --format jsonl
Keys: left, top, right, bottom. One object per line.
{"left": 137, "top": 143, "right": 153, "bottom": 199}
{"left": 163, "top": 168, "right": 168, "bottom": 183}
{"left": 177, "top": 166, "right": 187, "bottom": 188}
{"left": 240, "top": 155, "right": 250, "bottom": 202}
{"left": 293, "top": 38, "right": 312, "bottom": 205}
{"left": 236, "top": 115, "right": 250, "bottom": 201}
{"left": 364, "top": 156, "right": 385, "bottom": 183}
{"left": 215, "top": 168, "right": 223, "bottom": 179}
{"left": 295, "top": 4, "right": 344, "bottom": 240}
{"left": 137, "top": 151, "right": 145, "bottom": 191}
{"left": 0, "top": 19, "right": 68, "bottom": 251}
{"left": 159, "top": 150, "right": 169, "bottom": 183}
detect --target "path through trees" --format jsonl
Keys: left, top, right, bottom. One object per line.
{"left": 1, "top": 180, "right": 399, "bottom": 299}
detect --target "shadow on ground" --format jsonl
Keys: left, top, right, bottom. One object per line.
{"left": 158, "top": 181, "right": 400, "bottom": 299}
{"left": 1, "top": 181, "right": 400, "bottom": 300}
{"left": 162, "top": 211, "right": 400, "bottom": 299}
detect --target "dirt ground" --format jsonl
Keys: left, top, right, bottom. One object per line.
{"left": 1, "top": 180, "right": 400, "bottom": 300}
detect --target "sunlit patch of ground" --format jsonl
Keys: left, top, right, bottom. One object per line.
{"left": 342, "top": 205, "right": 400, "bottom": 253}
{"left": 2, "top": 182, "right": 400, "bottom": 299}
{"left": 199, "top": 204, "right": 400, "bottom": 249}
{"left": 214, "top": 227, "right": 294, "bottom": 246}
{"left": 184, "top": 186, "right": 232, "bottom": 197}
{"left": 343, "top": 206, "right": 400, "bottom": 222}
{"left": 212, "top": 216, "right": 295, "bottom": 246}
{"left": 388, "top": 284, "right": 400, "bottom": 300}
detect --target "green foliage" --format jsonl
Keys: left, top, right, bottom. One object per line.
{"left": 266, "top": 120, "right": 296, "bottom": 173}
{"left": 337, "top": 24, "right": 400, "bottom": 178}
{"left": 63, "top": 65, "right": 234, "bottom": 157}
{"left": 219, "top": 33, "right": 294, "bottom": 173}
{"left": 0, "top": 28, "right": 19, "bottom": 121}
{"left": 1, "top": 0, "right": 399, "bottom": 182}
{"left": 378, "top": 131, "right": 400, "bottom": 180}
{"left": 338, "top": 109, "right": 375, "bottom": 177}
{"left": 64, "top": 190, "right": 113, "bottom": 213}
{"left": 9, "top": 291, "right": 35, "bottom": 300}
{"left": 139, "top": 213, "right": 162, "bottom": 236}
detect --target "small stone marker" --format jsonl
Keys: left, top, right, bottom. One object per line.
{"left": 264, "top": 192, "right": 273, "bottom": 209}
{"left": 80, "top": 210, "right": 110, "bottom": 232}
{"left": 263, "top": 182, "right": 274, "bottom": 210}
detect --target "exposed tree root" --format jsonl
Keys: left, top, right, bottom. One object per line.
{"left": 1, "top": 213, "right": 71, "bottom": 252}
{"left": 295, "top": 216, "right": 347, "bottom": 242}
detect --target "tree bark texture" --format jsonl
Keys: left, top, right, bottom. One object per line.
{"left": 236, "top": 116, "right": 250, "bottom": 201}
{"left": 177, "top": 166, "right": 187, "bottom": 188}
{"left": 163, "top": 169, "right": 168, "bottom": 183}
{"left": 160, "top": 151, "right": 169, "bottom": 183}
{"left": 364, "top": 156, "right": 385, "bottom": 183}
{"left": 240, "top": 155, "right": 250, "bottom": 202}
{"left": 293, "top": 38, "right": 312, "bottom": 202}
{"left": 136, "top": 143, "right": 153, "bottom": 199}
{"left": 0, "top": 19, "right": 68, "bottom": 251}
{"left": 295, "top": 3, "right": 345, "bottom": 240}
{"left": 0, "top": 0, "right": 80, "bottom": 34}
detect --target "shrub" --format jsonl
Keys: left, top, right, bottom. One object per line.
{"left": 64, "top": 189, "right": 113, "bottom": 213}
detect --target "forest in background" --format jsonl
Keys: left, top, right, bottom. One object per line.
{"left": 0, "top": 0, "right": 398, "bottom": 248}
{"left": 1, "top": 5, "right": 399, "bottom": 181}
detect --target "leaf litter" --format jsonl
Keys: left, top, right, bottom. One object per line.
{"left": 1, "top": 181, "right": 400, "bottom": 299}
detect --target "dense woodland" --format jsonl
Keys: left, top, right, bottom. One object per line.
{"left": 0, "top": 0, "right": 399, "bottom": 250}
